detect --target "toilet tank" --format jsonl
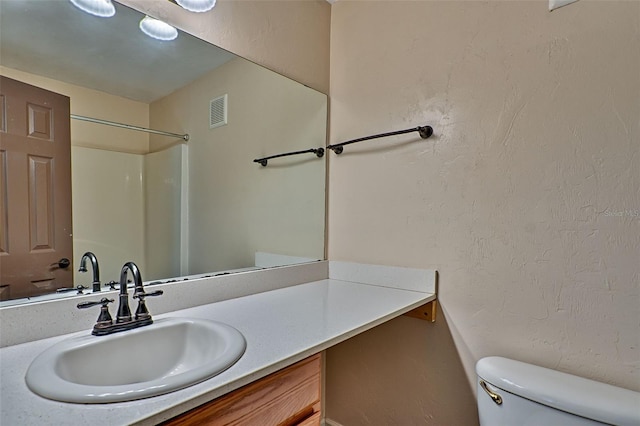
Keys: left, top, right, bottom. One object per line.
{"left": 476, "top": 357, "right": 640, "bottom": 426}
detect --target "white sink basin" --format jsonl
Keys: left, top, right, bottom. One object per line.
{"left": 25, "top": 317, "right": 246, "bottom": 403}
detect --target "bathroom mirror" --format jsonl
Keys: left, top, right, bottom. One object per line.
{"left": 0, "top": 0, "right": 326, "bottom": 305}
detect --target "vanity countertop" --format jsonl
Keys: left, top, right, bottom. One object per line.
{"left": 0, "top": 271, "right": 436, "bottom": 425}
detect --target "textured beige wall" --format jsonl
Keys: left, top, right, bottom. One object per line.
{"left": 327, "top": 1, "right": 639, "bottom": 424}
{"left": 150, "top": 57, "right": 327, "bottom": 275}
{"left": 118, "top": 0, "right": 331, "bottom": 94}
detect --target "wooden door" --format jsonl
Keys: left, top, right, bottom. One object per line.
{"left": 0, "top": 76, "right": 73, "bottom": 300}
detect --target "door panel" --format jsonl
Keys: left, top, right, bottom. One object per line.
{"left": 0, "top": 76, "right": 73, "bottom": 300}
{"left": 0, "top": 150, "right": 7, "bottom": 254}
{"left": 29, "top": 154, "right": 55, "bottom": 251}
{"left": 0, "top": 94, "right": 6, "bottom": 132}
{"left": 27, "top": 102, "right": 53, "bottom": 140}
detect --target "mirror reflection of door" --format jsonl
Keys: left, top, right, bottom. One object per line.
{"left": 0, "top": 76, "right": 73, "bottom": 300}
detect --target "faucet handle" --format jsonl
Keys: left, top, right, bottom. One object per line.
{"left": 133, "top": 290, "right": 164, "bottom": 300}
{"left": 103, "top": 280, "right": 118, "bottom": 290}
{"left": 57, "top": 285, "right": 87, "bottom": 294}
{"left": 77, "top": 297, "right": 114, "bottom": 309}
{"left": 133, "top": 290, "right": 163, "bottom": 321}
{"left": 77, "top": 298, "right": 115, "bottom": 329}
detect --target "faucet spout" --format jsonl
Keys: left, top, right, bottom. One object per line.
{"left": 116, "top": 262, "right": 142, "bottom": 323}
{"left": 79, "top": 252, "right": 101, "bottom": 292}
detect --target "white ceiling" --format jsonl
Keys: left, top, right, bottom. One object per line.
{"left": 0, "top": 0, "right": 236, "bottom": 103}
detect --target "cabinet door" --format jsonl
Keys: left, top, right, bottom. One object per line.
{"left": 164, "top": 354, "right": 321, "bottom": 426}
{"left": 297, "top": 411, "right": 321, "bottom": 426}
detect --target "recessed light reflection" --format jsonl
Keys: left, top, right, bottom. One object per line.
{"left": 69, "top": 0, "right": 116, "bottom": 18}
{"left": 175, "top": 0, "right": 216, "bottom": 13}
{"left": 139, "top": 16, "right": 178, "bottom": 41}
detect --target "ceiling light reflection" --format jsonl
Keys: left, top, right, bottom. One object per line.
{"left": 139, "top": 16, "right": 178, "bottom": 41}
{"left": 175, "top": 0, "right": 216, "bottom": 13}
{"left": 69, "top": 0, "right": 116, "bottom": 17}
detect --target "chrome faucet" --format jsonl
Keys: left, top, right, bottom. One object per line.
{"left": 78, "top": 261, "right": 162, "bottom": 336}
{"left": 79, "top": 252, "right": 101, "bottom": 292}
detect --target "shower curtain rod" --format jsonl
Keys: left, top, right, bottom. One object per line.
{"left": 71, "top": 114, "right": 190, "bottom": 141}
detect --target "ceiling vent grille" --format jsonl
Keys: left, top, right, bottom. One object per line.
{"left": 209, "top": 94, "right": 227, "bottom": 129}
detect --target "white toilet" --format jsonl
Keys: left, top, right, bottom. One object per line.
{"left": 476, "top": 356, "right": 640, "bottom": 426}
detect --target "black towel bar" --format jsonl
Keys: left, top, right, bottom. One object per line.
{"left": 327, "top": 125, "right": 433, "bottom": 154}
{"left": 253, "top": 147, "right": 325, "bottom": 167}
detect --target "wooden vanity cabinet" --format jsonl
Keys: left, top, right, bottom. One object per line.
{"left": 163, "top": 354, "right": 322, "bottom": 426}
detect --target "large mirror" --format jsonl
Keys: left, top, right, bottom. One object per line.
{"left": 0, "top": 0, "right": 326, "bottom": 305}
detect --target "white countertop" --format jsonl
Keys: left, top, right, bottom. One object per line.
{"left": 1, "top": 272, "right": 435, "bottom": 425}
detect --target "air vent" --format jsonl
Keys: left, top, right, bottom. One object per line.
{"left": 209, "top": 94, "right": 227, "bottom": 129}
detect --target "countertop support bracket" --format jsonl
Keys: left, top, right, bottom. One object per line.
{"left": 404, "top": 300, "right": 437, "bottom": 322}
